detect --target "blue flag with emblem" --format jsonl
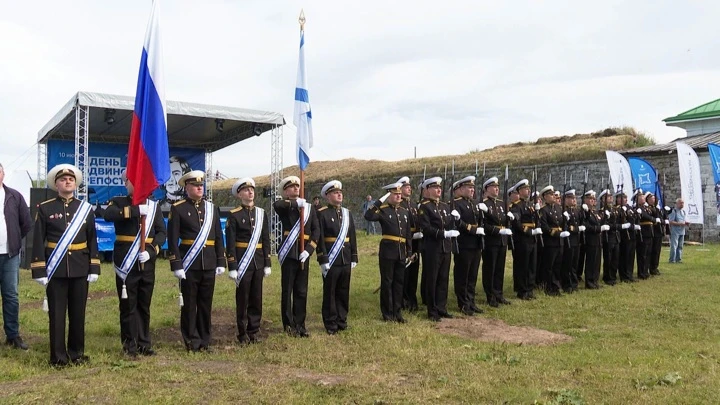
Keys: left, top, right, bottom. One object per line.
{"left": 627, "top": 156, "right": 663, "bottom": 207}
{"left": 294, "top": 11, "right": 313, "bottom": 171}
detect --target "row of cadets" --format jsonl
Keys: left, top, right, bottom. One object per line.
{"left": 226, "top": 178, "right": 271, "bottom": 344}
{"left": 364, "top": 182, "right": 413, "bottom": 323}
{"left": 31, "top": 164, "right": 101, "bottom": 367}
{"left": 103, "top": 170, "right": 166, "bottom": 358}
{"left": 315, "top": 180, "right": 358, "bottom": 334}
{"left": 168, "top": 170, "right": 227, "bottom": 352}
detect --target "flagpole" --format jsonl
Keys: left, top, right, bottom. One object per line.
{"left": 298, "top": 9, "right": 306, "bottom": 255}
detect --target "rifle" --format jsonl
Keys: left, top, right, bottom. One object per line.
{"left": 503, "top": 165, "right": 515, "bottom": 250}
{"left": 657, "top": 173, "right": 667, "bottom": 236}
{"left": 581, "top": 169, "right": 587, "bottom": 244}
{"left": 618, "top": 183, "right": 630, "bottom": 240}
{"left": 532, "top": 166, "right": 544, "bottom": 247}
{"left": 561, "top": 180, "right": 570, "bottom": 248}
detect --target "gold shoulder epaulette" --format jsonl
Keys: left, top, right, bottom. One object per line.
{"left": 230, "top": 206, "right": 243, "bottom": 213}
{"left": 318, "top": 206, "right": 328, "bottom": 212}
{"left": 173, "top": 200, "right": 186, "bottom": 206}
{"left": 40, "top": 198, "right": 55, "bottom": 205}
{"left": 483, "top": 198, "right": 489, "bottom": 202}
{"left": 454, "top": 197, "right": 462, "bottom": 201}
{"left": 380, "top": 204, "right": 389, "bottom": 209}
{"left": 421, "top": 200, "right": 431, "bottom": 205}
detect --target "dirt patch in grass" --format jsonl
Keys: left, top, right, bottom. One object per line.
{"left": 255, "top": 364, "right": 348, "bottom": 386}
{"left": 436, "top": 317, "right": 572, "bottom": 346}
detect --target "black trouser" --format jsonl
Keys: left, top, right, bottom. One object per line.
{"left": 602, "top": 238, "right": 620, "bottom": 283}
{"left": 47, "top": 277, "right": 88, "bottom": 365}
{"left": 542, "top": 246, "right": 563, "bottom": 293}
{"left": 650, "top": 236, "right": 663, "bottom": 273}
{"left": 180, "top": 269, "right": 215, "bottom": 350}
{"left": 619, "top": 237, "right": 635, "bottom": 281}
{"left": 280, "top": 258, "right": 308, "bottom": 332}
{"left": 115, "top": 265, "right": 155, "bottom": 353}
{"left": 535, "top": 244, "right": 545, "bottom": 289}
{"left": 322, "top": 263, "right": 351, "bottom": 332}
{"left": 454, "top": 249, "right": 481, "bottom": 310}
{"left": 577, "top": 244, "right": 586, "bottom": 280}
{"left": 584, "top": 245, "right": 601, "bottom": 287}
{"left": 379, "top": 257, "right": 405, "bottom": 320}
{"left": 403, "top": 257, "right": 420, "bottom": 309}
{"left": 512, "top": 239, "right": 536, "bottom": 297}
{"left": 636, "top": 236, "right": 651, "bottom": 279}
{"left": 236, "top": 264, "right": 264, "bottom": 338}
{"left": 561, "top": 245, "right": 580, "bottom": 291}
{"left": 422, "top": 250, "right": 451, "bottom": 317}
{"left": 482, "top": 244, "right": 507, "bottom": 301}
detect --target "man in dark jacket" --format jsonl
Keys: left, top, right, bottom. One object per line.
{"left": 0, "top": 163, "right": 32, "bottom": 350}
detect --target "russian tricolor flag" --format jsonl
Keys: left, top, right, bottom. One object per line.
{"left": 127, "top": 0, "right": 170, "bottom": 205}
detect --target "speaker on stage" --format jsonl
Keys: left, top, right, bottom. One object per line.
{"left": 22, "top": 188, "right": 56, "bottom": 269}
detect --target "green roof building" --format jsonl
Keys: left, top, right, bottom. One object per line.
{"left": 664, "top": 98, "right": 720, "bottom": 137}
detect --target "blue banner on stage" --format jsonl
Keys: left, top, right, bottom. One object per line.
{"left": 47, "top": 140, "right": 205, "bottom": 204}
{"left": 627, "top": 157, "right": 663, "bottom": 208}
{"left": 95, "top": 217, "right": 227, "bottom": 252}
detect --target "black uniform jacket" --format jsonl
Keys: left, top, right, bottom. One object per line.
{"left": 167, "top": 198, "right": 226, "bottom": 271}
{"left": 539, "top": 203, "right": 564, "bottom": 248}
{"left": 225, "top": 204, "right": 271, "bottom": 271}
{"left": 452, "top": 196, "right": 482, "bottom": 250}
{"left": 510, "top": 198, "right": 537, "bottom": 243}
{"left": 103, "top": 196, "right": 167, "bottom": 268}
{"left": 31, "top": 196, "right": 101, "bottom": 279}
{"left": 565, "top": 206, "right": 582, "bottom": 247}
{"left": 482, "top": 197, "right": 509, "bottom": 247}
{"left": 316, "top": 204, "right": 358, "bottom": 266}
{"left": 364, "top": 199, "right": 412, "bottom": 261}
{"left": 273, "top": 199, "right": 320, "bottom": 259}
{"left": 581, "top": 206, "right": 603, "bottom": 246}
{"left": 417, "top": 198, "right": 453, "bottom": 253}
{"left": 637, "top": 204, "right": 655, "bottom": 238}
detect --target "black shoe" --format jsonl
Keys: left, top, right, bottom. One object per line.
{"left": 138, "top": 347, "right": 156, "bottom": 356}
{"left": 497, "top": 297, "right": 511, "bottom": 305}
{"left": 604, "top": 281, "right": 616, "bottom": 286}
{"left": 517, "top": 293, "right": 532, "bottom": 301}
{"left": 650, "top": 270, "right": 661, "bottom": 276}
{"left": 237, "top": 334, "right": 250, "bottom": 345}
{"left": 248, "top": 334, "right": 262, "bottom": 344}
{"left": 396, "top": 315, "right": 407, "bottom": 324}
{"left": 326, "top": 329, "right": 338, "bottom": 335}
{"left": 545, "top": 290, "right": 561, "bottom": 297}
{"left": 461, "top": 306, "right": 475, "bottom": 316}
{"left": 439, "top": 312, "right": 454, "bottom": 319}
{"left": 428, "top": 315, "right": 441, "bottom": 322}
{"left": 408, "top": 305, "right": 418, "bottom": 313}
{"left": 528, "top": 292, "right": 538, "bottom": 300}
{"left": 296, "top": 328, "right": 310, "bottom": 338}
{"left": 124, "top": 350, "right": 139, "bottom": 360}
{"left": 488, "top": 298, "right": 499, "bottom": 308}
{"left": 50, "top": 360, "right": 69, "bottom": 369}
{"left": 6, "top": 336, "right": 28, "bottom": 351}
{"left": 284, "top": 325, "right": 298, "bottom": 337}
{"left": 638, "top": 274, "right": 650, "bottom": 280}
{"left": 471, "top": 306, "right": 484, "bottom": 314}
{"left": 338, "top": 325, "right": 349, "bottom": 331}
{"left": 71, "top": 355, "right": 90, "bottom": 365}
{"left": 382, "top": 316, "right": 396, "bottom": 322}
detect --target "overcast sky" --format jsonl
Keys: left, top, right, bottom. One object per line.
{"left": 2, "top": 0, "right": 719, "bottom": 179}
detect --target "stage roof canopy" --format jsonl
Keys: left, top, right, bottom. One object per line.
{"left": 38, "top": 91, "right": 285, "bottom": 152}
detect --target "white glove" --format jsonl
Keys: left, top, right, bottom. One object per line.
{"left": 299, "top": 250, "right": 310, "bottom": 263}
{"left": 138, "top": 204, "right": 149, "bottom": 216}
{"left": 622, "top": 206, "right": 627, "bottom": 212}
{"left": 578, "top": 225, "right": 586, "bottom": 232}
{"left": 475, "top": 227, "right": 485, "bottom": 236}
{"left": 296, "top": 198, "right": 306, "bottom": 208}
{"left": 351, "top": 262, "right": 357, "bottom": 269}
{"left": 605, "top": 210, "right": 611, "bottom": 217}
{"left": 444, "top": 230, "right": 460, "bottom": 238}
{"left": 534, "top": 203, "right": 541, "bottom": 211}
{"left": 451, "top": 210, "right": 460, "bottom": 220}
{"left": 506, "top": 211, "right": 515, "bottom": 220}
{"left": 228, "top": 270, "right": 238, "bottom": 280}
{"left": 412, "top": 232, "right": 424, "bottom": 240}
{"left": 34, "top": 277, "right": 48, "bottom": 286}
{"left": 320, "top": 263, "right": 330, "bottom": 272}
{"left": 379, "top": 192, "right": 391, "bottom": 203}
{"left": 665, "top": 219, "right": 669, "bottom": 225}
{"left": 636, "top": 208, "right": 642, "bottom": 214}
{"left": 563, "top": 211, "right": 570, "bottom": 220}
{"left": 634, "top": 224, "right": 641, "bottom": 231}
{"left": 499, "top": 228, "right": 512, "bottom": 236}
{"left": 600, "top": 224, "right": 610, "bottom": 231}
{"left": 87, "top": 274, "right": 99, "bottom": 283}
{"left": 173, "top": 269, "right": 186, "bottom": 280}
{"left": 476, "top": 203, "right": 488, "bottom": 213}
{"left": 138, "top": 251, "right": 150, "bottom": 263}
{"left": 263, "top": 267, "right": 272, "bottom": 277}
{"left": 644, "top": 202, "right": 649, "bottom": 207}
{"left": 621, "top": 223, "right": 631, "bottom": 230}
{"left": 215, "top": 266, "right": 225, "bottom": 276}
{"left": 531, "top": 228, "right": 542, "bottom": 236}
{"left": 664, "top": 206, "right": 671, "bottom": 212}
{"left": 655, "top": 218, "right": 661, "bottom": 223}
{"left": 560, "top": 231, "right": 570, "bottom": 238}
{"left": 582, "top": 204, "right": 588, "bottom": 212}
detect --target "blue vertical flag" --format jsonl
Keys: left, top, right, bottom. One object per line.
{"left": 708, "top": 143, "right": 720, "bottom": 184}
{"left": 627, "top": 156, "right": 663, "bottom": 207}
{"left": 294, "top": 23, "right": 313, "bottom": 171}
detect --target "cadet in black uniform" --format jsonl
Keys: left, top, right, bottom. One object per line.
{"left": 538, "top": 185, "right": 570, "bottom": 296}
{"left": 365, "top": 182, "right": 412, "bottom": 322}
{"left": 450, "top": 176, "right": 485, "bottom": 314}
{"left": 316, "top": 180, "right": 358, "bottom": 334}
{"left": 397, "top": 176, "right": 423, "bottom": 312}
{"left": 634, "top": 190, "right": 654, "bottom": 280}
{"left": 31, "top": 164, "right": 100, "bottom": 367}
{"left": 616, "top": 191, "right": 637, "bottom": 283}
{"left": 599, "top": 190, "right": 621, "bottom": 285}
{"left": 167, "top": 170, "right": 227, "bottom": 352}
{"left": 561, "top": 190, "right": 582, "bottom": 293}
{"left": 579, "top": 190, "right": 603, "bottom": 289}
{"left": 647, "top": 193, "right": 664, "bottom": 276}
{"left": 226, "top": 178, "right": 271, "bottom": 344}
{"left": 481, "top": 177, "right": 512, "bottom": 307}
{"left": 273, "top": 175, "right": 319, "bottom": 337}
{"left": 509, "top": 179, "right": 541, "bottom": 300}
{"left": 417, "top": 177, "right": 457, "bottom": 321}
{"left": 103, "top": 170, "right": 166, "bottom": 357}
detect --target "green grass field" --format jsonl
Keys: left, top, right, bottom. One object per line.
{"left": 1, "top": 236, "right": 719, "bottom": 404}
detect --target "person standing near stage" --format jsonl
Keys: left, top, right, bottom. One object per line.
{"left": 668, "top": 198, "right": 689, "bottom": 263}
{"left": 273, "top": 176, "right": 319, "bottom": 338}
{"left": 646, "top": 193, "right": 664, "bottom": 275}
{"left": 167, "top": 170, "right": 226, "bottom": 352}
{"left": 451, "top": 176, "right": 485, "bottom": 314}
{"left": 0, "top": 163, "right": 32, "bottom": 350}
{"left": 364, "top": 182, "right": 412, "bottom": 323}
{"left": 397, "top": 176, "right": 423, "bottom": 313}
{"left": 226, "top": 178, "right": 271, "bottom": 344}
{"left": 103, "top": 170, "right": 166, "bottom": 357}
{"left": 31, "top": 164, "right": 100, "bottom": 367}
{"left": 634, "top": 190, "right": 654, "bottom": 280}
{"left": 316, "top": 180, "right": 358, "bottom": 334}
